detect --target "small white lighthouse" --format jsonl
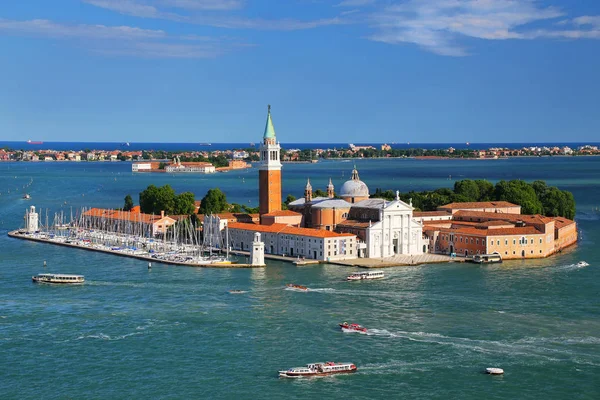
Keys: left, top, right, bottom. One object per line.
{"left": 24, "top": 205, "right": 39, "bottom": 233}
{"left": 250, "top": 232, "right": 265, "bottom": 266}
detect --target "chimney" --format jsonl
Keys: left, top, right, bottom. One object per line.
{"left": 161, "top": 210, "right": 165, "bottom": 218}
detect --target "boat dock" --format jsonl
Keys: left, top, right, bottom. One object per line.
{"left": 8, "top": 231, "right": 261, "bottom": 268}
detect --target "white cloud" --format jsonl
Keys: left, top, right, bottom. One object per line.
{"left": 83, "top": 0, "right": 346, "bottom": 30}
{"left": 335, "top": 0, "right": 375, "bottom": 7}
{"left": 0, "top": 18, "right": 246, "bottom": 58}
{"left": 158, "top": 0, "right": 244, "bottom": 10}
{"left": 368, "top": 0, "right": 600, "bottom": 56}
{"left": 0, "top": 18, "right": 166, "bottom": 40}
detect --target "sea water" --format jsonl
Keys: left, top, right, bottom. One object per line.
{"left": 0, "top": 157, "right": 599, "bottom": 399}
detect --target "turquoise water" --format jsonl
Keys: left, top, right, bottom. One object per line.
{"left": 1, "top": 158, "right": 599, "bottom": 399}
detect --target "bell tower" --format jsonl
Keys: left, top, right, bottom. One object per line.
{"left": 327, "top": 178, "right": 335, "bottom": 198}
{"left": 259, "top": 105, "right": 282, "bottom": 220}
{"left": 304, "top": 178, "right": 313, "bottom": 202}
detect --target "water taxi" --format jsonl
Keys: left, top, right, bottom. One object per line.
{"left": 279, "top": 362, "right": 357, "bottom": 378}
{"left": 32, "top": 273, "right": 85, "bottom": 285}
{"left": 471, "top": 254, "right": 502, "bottom": 264}
{"left": 346, "top": 271, "right": 384, "bottom": 281}
{"left": 286, "top": 283, "right": 308, "bottom": 291}
{"left": 339, "top": 322, "right": 367, "bottom": 333}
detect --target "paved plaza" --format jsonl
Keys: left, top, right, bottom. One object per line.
{"left": 328, "top": 253, "right": 462, "bottom": 268}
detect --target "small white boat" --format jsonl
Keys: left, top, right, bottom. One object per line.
{"left": 485, "top": 367, "right": 504, "bottom": 375}
{"left": 22, "top": 193, "right": 31, "bottom": 200}
{"left": 279, "top": 362, "right": 357, "bottom": 378}
{"left": 32, "top": 273, "right": 85, "bottom": 285}
{"left": 347, "top": 271, "right": 384, "bottom": 281}
{"left": 576, "top": 261, "right": 589, "bottom": 267}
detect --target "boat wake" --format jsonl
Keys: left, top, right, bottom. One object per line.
{"left": 75, "top": 332, "right": 143, "bottom": 341}
{"left": 341, "top": 327, "right": 368, "bottom": 335}
{"left": 284, "top": 287, "right": 309, "bottom": 292}
{"left": 361, "top": 328, "right": 600, "bottom": 365}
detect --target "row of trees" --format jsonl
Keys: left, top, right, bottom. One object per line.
{"left": 371, "top": 179, "right": 575, "bottom": 219}
{"left": 131, "top": 184, "right": 197, "bottom": 215}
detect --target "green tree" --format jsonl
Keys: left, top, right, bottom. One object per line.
{"left": 495, "top": 180, "right": 543, "bottom": 215}
{"left": 242, "top": 205, "right": 260, "bottom": 214}
{"left": 314, "top": 189, "right": 327, "bottom": 198}
{"left": 284, "top": 194, "right": 297, "bottom": 205}
{"left": 474, "top": 179, "right": 494, "bottom": 201}
{"left": 371, "top": 188, "right": 395, "bottom": 201}
{"left": 174, "top": 192, "right": 196, "bottom": 215}
{"left": 139, "top": 184, "right": 176, "bottom": 215}
{"left": 123, "top": 194, "right": 134, "bottom": 211}
{"left": 454, "top": 179, "right": 480, "bottom": 202}
{"left": 198, "top": 188, "right": 228, "bottom": 215}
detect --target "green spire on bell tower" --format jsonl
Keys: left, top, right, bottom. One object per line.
{"left": 263, "top": 104, "right": 276, "bottom": 139}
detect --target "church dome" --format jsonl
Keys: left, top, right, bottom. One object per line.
{"left": 339, "top": 167, "right": 369, "bottom": 199}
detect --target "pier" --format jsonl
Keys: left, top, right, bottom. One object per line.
{"left": 8, "top": 230, "right": 262, "bottom": 268}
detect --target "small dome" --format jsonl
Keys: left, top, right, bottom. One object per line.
{"left": 340, "top": 180, "right": 369, "bottom": 198}
{"left": 340, "top": 166, "right": 369, "bottom": 198}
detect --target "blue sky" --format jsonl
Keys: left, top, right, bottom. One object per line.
{"left": 1, "top": 0, "right": 599, "bottom": 143}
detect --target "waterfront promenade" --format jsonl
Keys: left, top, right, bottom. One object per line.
{"left": 330, "top": 253, "right": 459, "bottom": 268}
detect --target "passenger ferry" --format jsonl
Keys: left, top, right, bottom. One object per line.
{"left": 346, "top": 271, "right": 385, "bottom": 281}
{"left": 471, "top": 254, "right": 502, "bottom": 264}
{"left": 279, "top": 362, "right": 357, "bottom": 378}
{"left": 32, "top": 273, "right": 85, "bottom": 285}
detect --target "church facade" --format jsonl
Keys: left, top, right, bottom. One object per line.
{"left": 289, "top": 167, "right": 424, "bottom": 258}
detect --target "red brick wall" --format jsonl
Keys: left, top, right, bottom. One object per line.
{"left": 259, "top": 169, "right": 281, "bottom": 216}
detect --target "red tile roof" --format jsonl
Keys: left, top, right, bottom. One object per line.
{"left": 83, "top": 208, "right": 177, "bottom": 224}
{"left": 453, "top": 210, "right": 555, "bottom": 225}
{"left": 262, "top": 210, "right": 302, "bottom": 217}
{"left": 434, "top": 225, "right": 541, "bottom": 236}
{"left": 336, "top": 219, "right": 372, "bottom": 228}
{"left": 228, "top": 222, "right": 356, "bottom": 239}
{"left": 414, "top": 211, "right": 452, "bottom": 217}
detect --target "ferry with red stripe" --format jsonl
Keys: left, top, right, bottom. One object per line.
{"left": 279, "top": 362, "right": 357, "bottom": 378}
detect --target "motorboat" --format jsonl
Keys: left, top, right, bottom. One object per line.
{"left": 22, "top": 193, "right": 31, "bottom": 200}
{"left": 485, "top": 367, "right": 504, "bottom": 375}
{"left": 228, "top": 290, "right": 247, "bottom": 294}
{"left": 471, "top": 254, "right": 502, "bottom": 264}
{"left": 576, "top": 261, "right": 589, "bottom": 267}
{"left": 346, "top": 271, "right": 384, "bottom": 281}
{"left": 279, "top": 362, "right": 357, "bottom": 378}
{"left": 339, "top": 322, "right": 367, "bottom": 333}
{"left": 286, "top": 283, "right": 308, "bottom": 291}
{"left": 32, "top": 273, "right": 85, "bottom": 285}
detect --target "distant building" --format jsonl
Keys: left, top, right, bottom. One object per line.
{"left": 165, "top": 157, "right": 216, "bottom": 173}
